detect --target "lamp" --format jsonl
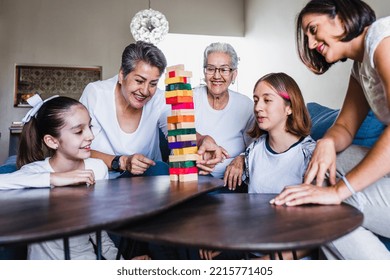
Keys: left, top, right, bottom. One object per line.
{"left": 130, "top": 0, "right": 169, "bottom": 45}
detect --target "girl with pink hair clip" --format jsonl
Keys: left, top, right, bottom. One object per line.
{"left": 200, "top": 72, "right": 316, "bottom": 260}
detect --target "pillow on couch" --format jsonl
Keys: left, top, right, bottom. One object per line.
{"left": 0, "top": 155, "right": 17, "bottom": 174}
{"left": 307, "top": 102, "right": 385, "bottom": 148}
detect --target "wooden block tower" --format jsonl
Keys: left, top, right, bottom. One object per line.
{"left": 165, "top": 64, "right": 199, "bottom": 182}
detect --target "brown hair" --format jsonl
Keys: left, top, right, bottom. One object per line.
{"left": 248, "top": 72, "right": 311, "bottom": 139}
{"left": 17, "top": 96, "right": 84, "bottom": 168}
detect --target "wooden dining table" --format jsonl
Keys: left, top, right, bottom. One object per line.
{"left": 112, "top": 193, "right": 363, "bottom": 259}
{"left": 0, "top": 175, "right": 223, "bottom": 258}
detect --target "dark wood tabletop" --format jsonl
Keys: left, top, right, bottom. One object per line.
{"left": 0, "top": 175, "right": 223, "bottom": 245}
{"left": 113, "top": 193, "right": 363, "bottom": 252}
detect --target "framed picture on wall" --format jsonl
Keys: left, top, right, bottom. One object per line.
{"left": 14, "top": 64, "right": 102, "bottom": 107}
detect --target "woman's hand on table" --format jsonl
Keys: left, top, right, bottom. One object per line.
{"left": 270, "top": 183, "right": 343, "bottom": 206}
{"left": 223, "top": 155, "right": 244, "bottom": 190}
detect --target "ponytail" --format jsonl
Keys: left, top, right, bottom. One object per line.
{"left": 16, "top": 118, "right": 45, "bottom": 168}
{"left": 16, "top": 95, "right": 82, "bottom": 168}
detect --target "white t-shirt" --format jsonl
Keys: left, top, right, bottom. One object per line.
{"left": 0, "top": 158, "right": 108, "bottom": 190}
{"left": 80, "top": 75, "right": 171, "bottom": 161}
{"left": 244, "top": 134, "right": 316, "bottom": 194}
{"left": 193, "top": 86, "right": 255, "bottom": 178}
{"left": 351, "top": 16, "right": 390, "bottom": 124}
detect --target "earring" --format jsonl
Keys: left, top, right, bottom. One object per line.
{"left": 232, "top": 80, "right": 235, "bottom": 85}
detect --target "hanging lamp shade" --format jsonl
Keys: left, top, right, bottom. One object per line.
{"left": 130, "top": 8, "right": 169, "bottom": 45}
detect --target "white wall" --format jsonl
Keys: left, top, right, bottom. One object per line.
{"left": 0, "top": 0, "right": 244, "bottom": 163}
{"left": 158, "top": 34, "right": 246, "bottom": 93}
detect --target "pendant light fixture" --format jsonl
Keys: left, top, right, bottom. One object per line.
{"left": 130, "top": 0, "right": 169, "bottom": 45}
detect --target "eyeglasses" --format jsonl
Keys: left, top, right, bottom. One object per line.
{"left": 204, "top": 65, "right": 234, "bottom": 76}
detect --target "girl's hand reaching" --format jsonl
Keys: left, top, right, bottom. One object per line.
{"left": 50, "top": 169, "right": 96, "bottom": 187}
{"left": 270, "top": 183, "right": 343, "bottom": 206}
{"left": 224, "top": 155, "right": 244, "bottom": 190}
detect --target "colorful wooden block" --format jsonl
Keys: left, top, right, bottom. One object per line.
{"left": 167, "top": 123, "right": 176, "bottom": 130}
{"left": 168, "top": 136, "right": 176, "bottom": 142}
{"left": 168, "top": 140, "right": 197, "bottom": 149}
{"left": 176, "top": 122, "right": 196, "bottom": 129}
{"left": 171, "top": 109, "right": 195, "bottom": 116}
{"left": 166, "top": 83, "right": 192, "bottom": 91}
{"left": 176, "top": 134, "right": 197, "bottom": 141}
{"left": 172, "top": 146, "right": 198, "bottom": 156}
{"left": 169, "top": 161, "right": 196, "bottom": 168}
{"left": 165, "top": 90, "right": 193, "bottom": 98}
{"left": 169, "top": 166, "right": 198, "bottom": 175}
{"left": 164, "top": 76, "right": 189, "bottom": 85}
{"left": 179, "top": 173, "right": 198, "bottom": 182}
{"left": 167, "top": 115, "right": 195, "bottom": 124}
{"left": 169, "top": 154, "right": 200, "bottom": 162}
{"left": 169, "top": 174, "right": 179, "bottom": 181}
{"left": 171, "top": 103, "right": 194, "bottom": 110}
{"left": 165, "top": 96, "right": 193, "bottom": 104}
{"left": 167, "top": 128, "right": 197, "bottom": 137}
{"left": 166, "top": 70, "right": 193, "bottom": 79}
{"left": 166, "top": 64, "right": 185, "bottom": 72}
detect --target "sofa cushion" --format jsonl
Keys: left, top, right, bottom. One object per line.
{"left": 307, "top": 102, "right": 385, "bottom": 147}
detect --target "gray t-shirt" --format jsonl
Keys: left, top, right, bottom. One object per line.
{"left": 244, "top": 134, "right": 316, "bottom": 194}
{"left": 351, "top": 16, "right": 390, "bottom": 124}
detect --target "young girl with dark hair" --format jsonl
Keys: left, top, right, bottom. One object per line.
{"left": 0, "top": 95, "right": 124, "bottom": 260}
{"left": 1, "top": 95, "right": 107, "bottom": 189}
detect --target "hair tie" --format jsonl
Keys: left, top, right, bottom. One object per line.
{"left": 279, "top": 91, "right": 290, "bottom": 100}
{"left": 22, "top": 94, "right": 60, "bottom": 123}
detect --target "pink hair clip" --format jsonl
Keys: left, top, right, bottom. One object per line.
{"left": 278, "top": 91, "right": 290, "bottom": 100}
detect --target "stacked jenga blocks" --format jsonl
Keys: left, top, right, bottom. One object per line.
{"left": 165, "top": 64, "right": 199, "bottom": 182}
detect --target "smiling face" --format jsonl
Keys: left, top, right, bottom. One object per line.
{"left": 253, "top": 81, "right": 291, "bottom": 134}
{"left": 204, "top": 52, "right": 237, "bottom": 98}
{"left": 51, "top": 105, "right": 94, "bottom": 161}
{"left": 118, "top": 60, "right": 161, "bottom": 110}
{"left": 302, "top": 13, "right": 347, "bottom": 63}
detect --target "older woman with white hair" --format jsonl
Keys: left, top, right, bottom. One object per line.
{"left": 193, "top": 42, "right": 255, "bottom": 189}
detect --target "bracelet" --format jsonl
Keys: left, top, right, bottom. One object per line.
{"left": 341, "top": 176, "right": 356, "bottom": 195}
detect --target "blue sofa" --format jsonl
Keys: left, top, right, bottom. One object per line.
{"left": 307, "top": 102, "right": 385, "bottom": 147}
